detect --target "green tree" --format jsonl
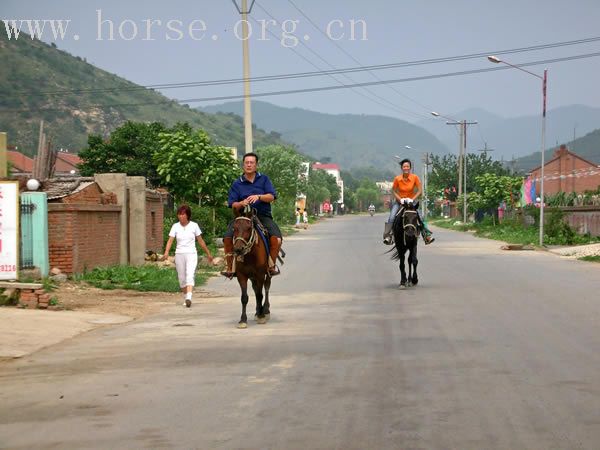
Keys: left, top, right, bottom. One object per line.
{"left": 305, "top": 168, "right": 340, "bottom": 214}
{"left": 467, "top": 173, "right": 523, "bottom": 222}
{"left": 78, "top": 121, "right": 169, "bottom": 185}
{"left": 154, "top": 128, "right": 239, "bottom": 206}
{"left": 354, "top": 178, "right": 381, "bottom": 211}
{"left": 256, "top": 145, "right": 307, "bottom": 224}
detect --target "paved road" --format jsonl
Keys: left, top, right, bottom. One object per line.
{"left": 1, "top": 214, "right": 599, "bottom": 449}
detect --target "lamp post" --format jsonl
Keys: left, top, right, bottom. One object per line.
{"left": 232, "top": 0, "right": 256, "bottom": 154}
{"left": 488, "top": 55, "right": 547, "bottom": 246}
{"left": 405, "top": 145, "right": 431, "bottom": 218}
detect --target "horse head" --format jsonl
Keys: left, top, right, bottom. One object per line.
{"left": 401, "top": 200, "right": 419, "bottom": 239}
{"left": 233, "top": 216, "right": 256, "bottom": 256}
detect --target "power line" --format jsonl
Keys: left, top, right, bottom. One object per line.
{"left": 2, "top": 50, "right": 600, "bottom": 113}
{"left": 286, "top": 0, "right": 440, "bottom": 115}
{"left": 254, "top": 2, "right": 428, "bottom": 120}
{"left": 15, "top": 35, "right": 600, "bottom": 97}
{"left": 285, "top": 0, "right": 434, "bottom": 119}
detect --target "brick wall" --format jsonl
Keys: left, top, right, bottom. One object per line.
{"left": 48, "top": 204, "right": 122, "bottom": 274}
{"left": 562, "top": 206, "right": 600, "bottom": 237}
{"left": 530, "top": 149, "right": 600, "bottom": 195}
{"left": 145, "top": 192, "right": 164, "bottom": 253}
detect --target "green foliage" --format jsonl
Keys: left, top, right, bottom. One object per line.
{"left": 305, "top": 168, "right": 340, "bottom": 213}
{"left": 155, "top": 128, "right": 239, "bottom": 204}
{"left": 579, "top": 255, "right": 600, "bottom": 262}
{"left": 256, "top": 145, "right": 307, "bottom": 224}
{"left": 468, "top": 173, "right": 522, "bottom": 212}
{"left": 355, "top": 179, "right": 382, "bottom": 210}
{"left": 429, "top": 153, "right": 510, "bottom": 197}
{"left": 78, "top": 121, "right": 169, "bottom": 185}
{"left": 76, "top": 264, "right": 211, "bottom": 292}
{"left": 544, "top": 209, "right": 576, "bottom": 245}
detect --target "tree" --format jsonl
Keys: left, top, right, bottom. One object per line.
{"left": 467, "top": 173, "right": 523, "bottom": 222}
{"left": 256, "top": 145, "right": 307, "bottom": 224}
{"left": 305, "top": 168, "right": 340, "bottom": 214}
{"left": 154, "top": 128, "right": 239, "bottom": 206}
{"left": 354, "top": 178, "right": 381, "bottom": 211}
{"left": 78, "top": 121, "right": 169, "bottom": 185}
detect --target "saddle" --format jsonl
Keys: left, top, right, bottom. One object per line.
{"left": 239, "top": 205, "right": 286, "bottom": 265}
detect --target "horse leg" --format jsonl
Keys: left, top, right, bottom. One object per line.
{"left": 410, "top": 245, "right": 419, "bottom": 286}
{"left": 263, "top": 275, "right": 271, "bottom": 321}
{"left": 237, "top": 274, "right": 249, "bottom": 329}
{"left": 399, "top": 250, "right": 407, "bottom": 288}
{"left": 253, "top": 277, "right": 267, "bottom": 325}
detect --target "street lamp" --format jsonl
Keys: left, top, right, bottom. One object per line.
{"left": 488, "top": 55, "right": 547, "bottom": 246}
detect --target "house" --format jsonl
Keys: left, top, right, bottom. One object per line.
{"left": 312, "top": 162, "right": 345, "bottom": 212}
{"left": 7, "top": 148, "right": 82, "bottom": 176}
{"left": 528, "top": 145, "right": 600, "bottom": 195}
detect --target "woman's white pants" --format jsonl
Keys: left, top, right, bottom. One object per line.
{"left": 175, "top": 253, "right": 198, "bottom": 288}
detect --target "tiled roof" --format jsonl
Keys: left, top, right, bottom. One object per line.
{"left": 7, "top": 151, "right": 34, "bottom": 172}
{"left": 42, "top": 177, "right": 96, "bottom": 200}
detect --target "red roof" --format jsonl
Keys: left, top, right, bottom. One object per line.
{"left": 55, "top": 152, "right": 82, "bottom": 173}
{"left": 7, "top": 151, "right": 34, "bottom": 173}
{"left": 312, "top": 163, "right": 340, "bottom": 170}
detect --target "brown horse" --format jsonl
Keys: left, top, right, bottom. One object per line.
{"left": 231, "top": 213, "right": 272, "bottom": 329}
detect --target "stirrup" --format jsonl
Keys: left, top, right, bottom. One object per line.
{"left": 383, "top": 236, "right": 393, "bottom": 245}
{"left": 220, "top": 270, "right": 235, "bottom": 279}
{"left": 424, "top": 236, "right": 435, "bottom": 245}
{"left": 268, "top": 265, "right": 280, "bottom": 277}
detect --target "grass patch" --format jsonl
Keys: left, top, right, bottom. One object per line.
{"left": 430, "top": 217, "right": 599, "bottom": 247}
{"left": 579, "top": 255, "right": 600, "bottom": 262}
{"left": 75, "top": 264, "right": 212, "bottom": 292}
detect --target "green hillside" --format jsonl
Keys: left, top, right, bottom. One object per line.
{"left": 0, "top": 33, "right": 286, "bottom": 156}
{"left": 201, "top": 101, "right": 450, "bottom": 171}
{"left": 515, "top": 128, "right": 600, "bottom": 172}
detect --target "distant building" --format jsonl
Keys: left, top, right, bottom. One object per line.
{"left": 7, "top": 148, "right": 82, "bottom": 177}
{"left": 312, "top": 162, "right": 344, "bottom": 212}
{"left": 528, "top": 145, "right": 600, "bottom": 195}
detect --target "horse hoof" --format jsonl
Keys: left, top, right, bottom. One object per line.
{"left": 399, "top": 283, "right": 406, "bottom": 290}
{"left": 407, "top": 281, "right": 412, "bottom": 287}
{"left": 237, "top": 322, "right": 248, "bottom": 329}
{"left": 256, "top": 317, "right": 267, "bottom": 325}
{"left": 264, "top": 313, "right": 270, "bottom": 321}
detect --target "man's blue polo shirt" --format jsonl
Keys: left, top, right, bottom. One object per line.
{"left": 227, "top": 172, "right": 277, "bottom": 218}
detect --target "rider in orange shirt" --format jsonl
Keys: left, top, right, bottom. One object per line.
{"left": 383, "top": 158, "right": 435, "bottom": 245}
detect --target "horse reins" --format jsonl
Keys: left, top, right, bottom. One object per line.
{"left": 401, "top": 209, "right": 418, "bottom": 246}
{"left": 233, "top": 216, "right": 257, "bottom": 258}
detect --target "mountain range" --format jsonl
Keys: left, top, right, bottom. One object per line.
{"left": 417, "top": 105, "right": 600, "bottom": 162}
{"left": 200, "top": 101, "right": 450, "bottom": 173}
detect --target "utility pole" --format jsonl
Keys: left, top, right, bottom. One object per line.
{"left": 446, "top": 119, "right": 477, "bottom": 223}
{"left": 0, "top": 132, "right": 7, "bottom": 178}
{"left": 421, "top": 152, "right": 432, "bottom": 218}
{"left": 232, "top": 0, "right": 256, "bottom": 154}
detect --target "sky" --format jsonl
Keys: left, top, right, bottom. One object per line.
{"left": 3, "top": 0, "right": 600, "bottom": 124}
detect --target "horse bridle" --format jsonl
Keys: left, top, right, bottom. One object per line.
{"left": 396, "top": 206, "right": 418, "bottom": 246}
{"left": 233, "top": 216, "right": 257, "bottom": 257}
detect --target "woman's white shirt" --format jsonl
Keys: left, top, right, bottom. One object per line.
{"left": 169, "top": 221, "right": 202, "bottom": 254}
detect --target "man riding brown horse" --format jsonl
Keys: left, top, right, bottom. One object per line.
{"left": 221, "top": 152, "right": 282, "bottom": 278}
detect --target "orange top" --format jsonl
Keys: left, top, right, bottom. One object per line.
{"left": 392, "top": 173, "right": 421, "bottom": 199}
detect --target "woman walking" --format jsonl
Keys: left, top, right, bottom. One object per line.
{"left": 163, "top": 205, "right": 213, "bottom": 308}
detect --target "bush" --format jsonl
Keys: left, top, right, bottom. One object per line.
{"left": 544, "top": 209, "right": 576, "bottom": 245}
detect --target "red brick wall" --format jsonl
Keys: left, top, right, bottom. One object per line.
{"left": 530, "top": 153, "right": 600, "bottom": 195}
{"left": 48, "top": 204, "right": 121, "bottom": 274}
{"left": 145, "top": 192, "right": 164, "bottom": 253}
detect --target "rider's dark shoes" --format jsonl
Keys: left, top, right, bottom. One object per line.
{"left": 268, "top": 265, "right": 280, "bottom": 277}
{"left": 383, "top": 236, "right": 393, "bottom": 245}
{"left": 424, "top": 236, "right": 435, "bottom": 245}
{"left": 220, "top": 270, "right": 235, "bottom": 279}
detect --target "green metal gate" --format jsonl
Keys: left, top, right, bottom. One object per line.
{"left": 19, "top": 197, "right": 35, "bottom": 270}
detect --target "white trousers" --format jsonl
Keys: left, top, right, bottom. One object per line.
{"left": 175, "top": 253, "right": 198, "bottom": 288}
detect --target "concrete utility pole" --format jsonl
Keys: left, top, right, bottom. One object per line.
{"left": 446, "top": 119, "right": 478, "bottom": 223}
{"left": 421, "top": 152, "right": 432, "bottom": 218}
{"left": 232, "top": 0, "right": 256, "bottom": 154}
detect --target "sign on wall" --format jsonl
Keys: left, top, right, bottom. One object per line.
{"left": 0, "top": 181, "right": 18, "bottom": 280}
